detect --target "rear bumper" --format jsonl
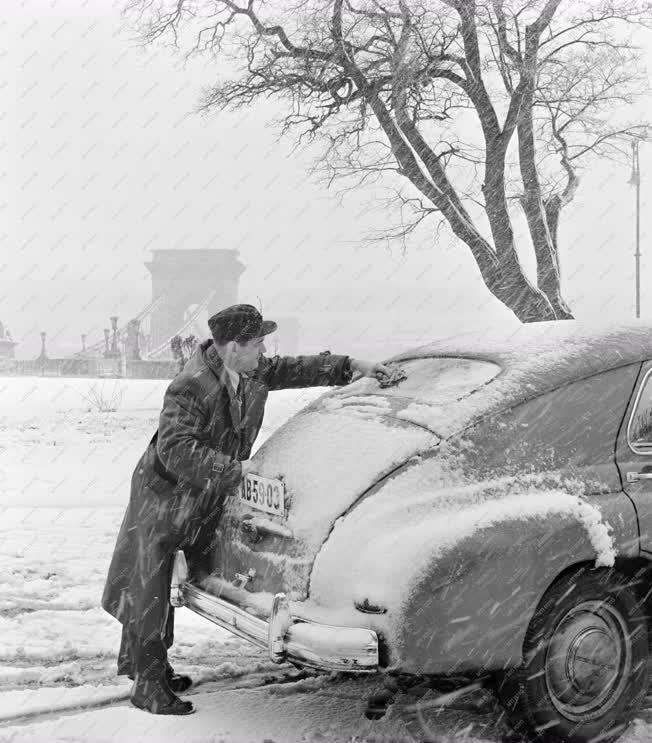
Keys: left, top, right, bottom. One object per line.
{"left": 171, "top": 551, "right": 379, "bottom": 673}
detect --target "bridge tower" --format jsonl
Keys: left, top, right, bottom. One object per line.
{"left": 145, "top": 249, "right": 245, "bottom": 353}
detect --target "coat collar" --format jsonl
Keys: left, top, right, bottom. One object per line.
{"left": 188, "top": 339, "right": 268, "bottom": 425}
{"left": 196, "top": 340, "right": 244, "bottom": 428}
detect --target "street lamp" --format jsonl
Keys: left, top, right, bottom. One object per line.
{"left": 627, "top": 129, "right": 650, "bottom": 318}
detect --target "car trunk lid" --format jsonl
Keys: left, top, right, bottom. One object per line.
{"left": 210, "top": 403, "right": 438, "bottom": 599}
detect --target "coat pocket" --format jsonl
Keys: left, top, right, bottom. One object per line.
{"left": 165, "top": 489, "right": 199, "bottom": 535}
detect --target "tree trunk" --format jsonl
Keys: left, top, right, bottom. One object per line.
{"left": 542, "top": 192, "right": 574, "bottom": 313}
{"left": 519, "top": 197, "right": 573, "bottom": 317}
{"left": 481, "top": 247, "right": 559, "bottom": 323}
{"left": 479, "top": 148, "right": 559, "bottom": 323}
{"left": 517, "top": 103, "right": 573, "bottom": 320}
{"left": 522, "top": 195, "right": 573, "bottom": 319}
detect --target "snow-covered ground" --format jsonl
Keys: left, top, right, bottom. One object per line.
{"left": 1, "top": 375, "right": 651, "bottom": 742}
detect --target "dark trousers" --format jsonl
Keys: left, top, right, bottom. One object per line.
{"left": 116, "top": 508, "right": 221, "bottom": 682}
{"left": 117, "top": 608, "right": 175, "bottom": 679}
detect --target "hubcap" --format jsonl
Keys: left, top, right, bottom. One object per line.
{"left": 544, "top": 600, "right": 631, "bottom": 722}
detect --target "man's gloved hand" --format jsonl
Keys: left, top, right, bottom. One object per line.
{"left": 221, "top": 458, "right": 254, "bottom": 495}
{"left": 350, "top": 358, "right": 393, "bottom": 383}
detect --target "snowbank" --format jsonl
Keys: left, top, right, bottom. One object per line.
{"left": 0, "top": 377, "right": 169, "bottom": 417}
{"left": 0, "top": 375, "right": 324, "bottom": 423}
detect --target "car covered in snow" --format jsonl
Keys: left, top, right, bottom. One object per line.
{"left": 171, "top": 322, "right": 652, "bottom": 742}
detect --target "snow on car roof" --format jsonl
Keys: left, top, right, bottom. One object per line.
{"left": 387, "top": 321, "right": 652, "bottom": 436}
{"left": 392, "top": 321, "right": 652, "bottom": 379}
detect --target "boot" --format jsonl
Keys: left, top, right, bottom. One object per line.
{"left": 130, "top": 637, "right": 194, "bottom": 715}
{"left": 120, "top": 622, "right": 192, "bottom": 692}
{"left": 130, "top": 675, "right": 195, "bottom": 716}
{"left": 165, "top": 663, "right": 193, "bottom": 693}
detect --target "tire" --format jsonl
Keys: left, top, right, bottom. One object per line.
{"left": 495, "top": 566, "right": 649, "bottom": 742}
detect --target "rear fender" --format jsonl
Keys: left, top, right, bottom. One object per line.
{"left": 389, "top": 494, "right": 638, "bottom": 675}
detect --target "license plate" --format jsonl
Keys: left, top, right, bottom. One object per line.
{"left": 240, "top": 474, "right": 285, "bottom": 517}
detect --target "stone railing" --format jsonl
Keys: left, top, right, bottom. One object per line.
{"left": 0, "top": 357, "right": 178, "bottom": 379}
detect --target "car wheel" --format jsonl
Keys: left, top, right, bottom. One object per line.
{"left": 495, "top": 567, "right": 648, "bottom": 742}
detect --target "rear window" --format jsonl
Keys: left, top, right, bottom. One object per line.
{"left": 335, "top": 357, "right": 501, "bottom": 405}
{"left": 628, "top": 368, "right": 652, "bottom": 452}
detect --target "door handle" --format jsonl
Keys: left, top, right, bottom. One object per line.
{"left": 627, "top": 471, "right": 652, "bottom": 482}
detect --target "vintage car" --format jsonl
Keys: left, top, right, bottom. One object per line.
{"left": 170, "top": 322, "right": 652, "bottom": 742}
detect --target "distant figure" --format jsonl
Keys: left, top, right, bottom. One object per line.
{"left": 181, "top": 334, "right": 197, "bottom": 362}
{"left": 170, "top": 334, "right": 198, "bottom": 371}
{"left": 169, "top": 335, "right": 184, "bottom": 371}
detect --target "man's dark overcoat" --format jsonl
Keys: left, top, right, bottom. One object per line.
{"left": 102, "top": 340, "right": 352, "bottom": 641}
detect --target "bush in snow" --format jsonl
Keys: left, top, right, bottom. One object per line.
{"left": 78, "top": 381, "right": 125, "bottom": 413}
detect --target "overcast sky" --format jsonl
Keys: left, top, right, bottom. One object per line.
{"left": 3, "top": 0, "right": 652, "bottom": 358}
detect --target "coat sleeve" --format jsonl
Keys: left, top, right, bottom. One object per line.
{"left": 255, "top": 351, "right": 353, "bottom": 391}
{"left": 156, "top": 376, "right": 242, "bottom": 492}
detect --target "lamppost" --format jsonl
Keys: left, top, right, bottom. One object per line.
{"left": 110, "top": 316, "right": 119, "bottom": 357}
{"left": 38, "top": 331, "right": 47, "bottom": 361}
{"left": 627, "top": 130, "right": 650, "bottom": 318}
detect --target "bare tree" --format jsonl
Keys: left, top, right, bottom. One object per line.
{"left": 125, "top": 0, "right": 651, "bottom": 322}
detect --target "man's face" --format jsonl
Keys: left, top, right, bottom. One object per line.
{"left": 227, "top": 336, "right": 267, "bottom": 373}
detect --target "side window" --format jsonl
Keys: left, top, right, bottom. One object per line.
{"left": 628, "top": 370, "right": 652, "bottom": 453}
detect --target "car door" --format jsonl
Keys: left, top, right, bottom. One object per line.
{"left": 616, "top": 359, "right": 652, "bottom": 553}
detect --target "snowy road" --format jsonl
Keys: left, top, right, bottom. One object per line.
{"left": 0, "top": 673, "right": 505, "bottom": 743}
{"left": 3, "top": 668, "right": 652, "bottom": 743}
{"left": 1, "top": 377, "right": 652, "bottom": 742}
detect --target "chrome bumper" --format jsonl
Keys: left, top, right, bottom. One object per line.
{"left": 170, "top": 550, "right": 378, "bottom": 673}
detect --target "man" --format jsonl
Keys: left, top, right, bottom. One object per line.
{"left": 102, "top": 304, "right": 391, "bottom": 715}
